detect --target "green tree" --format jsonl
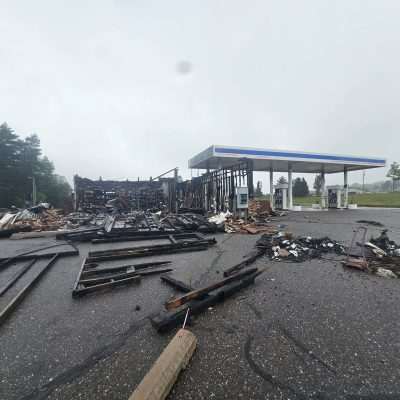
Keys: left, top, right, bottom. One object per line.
{"left": 293, "top": 177, "right": 309, "bottom": 197}
{"left": 277, "top": 176, "right": 288, "bottom": 185}
{"left": 0, "top": 123, "right": 24, "bottom": 206}
{"left": 254, "top": 181, "right": 263, "bottom": 197}
{"left": 0, "top": 122, "right": 71, "bottom": 208}
{"left": 313, "top": 174, "right": 323, "bottom": 196}
{"left": 387, "top": 162, "right": 400, "bottom": 192}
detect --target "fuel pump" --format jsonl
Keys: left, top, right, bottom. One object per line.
{"left": 274, "top": 184, "right": 288, "bottom": 210}
{"left": 328, "top": 188, "right": 342, "bottom": 208}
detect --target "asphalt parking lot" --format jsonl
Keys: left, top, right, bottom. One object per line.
{"left": 1, "top": 208, "right": 400, "bottom": 400}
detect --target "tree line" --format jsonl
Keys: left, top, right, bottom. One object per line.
{"left": 0, "top": 123, "right": 71, "bottom": 209}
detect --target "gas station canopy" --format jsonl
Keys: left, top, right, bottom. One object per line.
{"left": 189, "top": 145, "right": 386, "bottom": 174}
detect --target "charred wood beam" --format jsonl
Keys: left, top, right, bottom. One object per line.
{"left": 91, "top": 232, "right": 202, "bottom": 245}
{"left": 87, "top": 245, "right": 210, "bottom": 262}
{"left": 0, "top": 259, "right": 37, "bottom": 297}
{"left": 0, "top": 254, "right": 60, "bottom": 327}
{"left": 81, "top": 261, "right": 171, "bottom": 277}
{"left": 88, "top": 238, "right": 215, "bottom": 257}
{"left": 0, "top": 243, "right": 77, "bottom": 270}
{"left": 79, "top": 268, "right": 173, "bottom": 286}
{"left": 223, "top": 249, "right": 265, "bottom": 277}
{"left": 152, "top": 269, "right": 263, "bottom": 332}
{"left": 165, "top": 268, "right": 259, "bottom": 310}
{"left": 73, "top": 275, "right": 142, "bottom": 297}
{"left": 86, "top": 239, "right": 216, "bottom": 263}
{"left": 160, "top": 275, "right": 195, "bottom": 293}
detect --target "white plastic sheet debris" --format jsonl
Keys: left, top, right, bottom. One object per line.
{"left": 0, "top": 213, "right": 16, "bottom": 229}
{"left": 375, "top": 268, "right": 398, "bottom": 279}
{"left": 208, "top": 211, "right": 232, "bottom": 225}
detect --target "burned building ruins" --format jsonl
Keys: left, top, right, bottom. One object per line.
{"left": 73, "top": 169, "right": 178, "bottom": 212}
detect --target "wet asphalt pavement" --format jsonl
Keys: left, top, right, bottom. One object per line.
{"left": 1, "top": 208, "right": 400, "bottom": 400}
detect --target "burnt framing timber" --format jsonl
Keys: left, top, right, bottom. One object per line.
{"left": 177, "top": 160, "right": 254, "bottom": 212}
{"left": 152, "top": 268, "right": 264, "bottom": 332}
{"left": 0, "top": 253, "right": 69, "bottom": 327}
{"left": 91, "top": 232, "right": 204, "bottom": 245}
{"left": 0, "top": 242, "right": 79, "bottom": 270}
{"left": 73, "top": 170, "right": 178, "bottom": 212}
{"left": 86, "top": 237, "right": 217, "bottom": 263}
{"left": 165, "top": 267, "right": 259, "bottom": 310}
{"left": 72, "top": 259, "right": 173, "bottom": 297}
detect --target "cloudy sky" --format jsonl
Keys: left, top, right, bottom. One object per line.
{"left": 1, "top": 0, "right": 399, "bottom": 189}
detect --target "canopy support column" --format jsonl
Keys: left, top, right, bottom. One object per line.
{"left": 269, "top": 167, "right": 274, "bottom": 210}
{"left": 320, "top": 171, "right": 326, "bottom": 208}
{"left": 288, "top": 164, "right": 293, "bottom": 209}
{"left": 344, "top": 167, "right": 349, "bottom": 208}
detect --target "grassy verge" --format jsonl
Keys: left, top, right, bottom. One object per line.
{"left": 294, "top": 193, "right": 400, "bottom": 208}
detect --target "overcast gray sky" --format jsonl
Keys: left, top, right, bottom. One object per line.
{"left": 1, "top": 0, "right": 399, "bottom": 189}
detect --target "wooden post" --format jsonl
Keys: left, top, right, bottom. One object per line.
{"left": 129, "top": 329, "right": 197, "bottom": 400}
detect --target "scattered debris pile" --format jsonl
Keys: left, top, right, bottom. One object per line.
{"left": 370, "top": 229, "right": 400, "bottom": 256}
{"left": 163, "top": 213, "right": 222, "bottom": 233}
{"left": 255, "top": 232, "right": 346, "bottom": 262}
{"left": 0, "top": 205, "right": 66, "bottom": 236}
{"left": 248, "top": 199, "right": 272, "bottom": 217}
{"left": 0, "top": 199, "right": 282, "bottom": 239}
{"left": 363, "top": 230, "right": 400, "bottom": 278}
{"left": 255, "top": 228, "right": 400, "bottom": 279}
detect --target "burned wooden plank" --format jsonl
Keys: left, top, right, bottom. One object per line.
{"left": 87, "top": 244, "right": 212, "bottom": 263}
{"left": 0, "top": 259, "right": 37, "bottom": 297}
{"left": 223, "top": 249, "right": 265, "bottom": 277}
{"left": 152, "top": 269, "right": 264, "bottom": 332}
{"left": 92, "top": 234, "right": 173, "bottom": 244}
{"left": 81, "top": 261, "right": 171, "bottom": 277}
{"left": 165, "top": 268, "right": 259, "bottom": 310}
{"left": 0, "top": 254, "right": 59, "bottom": 327}
{"left": 80, "top": 268, "right": 173, "bottom": 286}
{"left": 160, "top": 275, "right": 195, "bottom": 293}
{"left": 88, "top": 238, "right": 216, "bottom": 258}
{"left": 0, "top": 242, "right": 78, "bottom": 270}
{"left": 72, "top": 275, "right": 142, "bottom": 297}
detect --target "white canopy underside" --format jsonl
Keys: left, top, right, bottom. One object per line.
{"left": 189, "top": 145, "right": 386, "bottom": 174}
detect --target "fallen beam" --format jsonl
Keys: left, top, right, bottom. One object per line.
{"left": 223, "top": 249, "right": 265, "bottom": 277}
{"left": 0, "top": 242, "right": 77, "bottom": 270}
{"left": 0, "top": 254, "right": 59, "bottom": 327}
{"left": 160, "top": 275, "right": 194, "bottom": 293}
{"left": 91, "top": 234, "right": 173, "bottom": 244}
{"left": 129, "top": 328, "right": 197, "bottom": 400}
{"left": 165, "top": 268, "right": 259, "bottom": 310}
{"left": 72, "top": 275, "right": 141, "bottom": 297}
{"left": 88, "top": 238, "right": 216, "bottom": 258}
{"left": 152, "top": 269, "right": 264, "bottom": 332}
{"left": 87, "top": 244, "right": 212, "bottom": 263}
{"left": 0, "top": 259, "right": 37, "bottom": 297}
{"left": 81, "top": 261, "right": 171, "bottom": 277}
{"left": 79, "top": 268, "right": 173, "bottom": 286}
